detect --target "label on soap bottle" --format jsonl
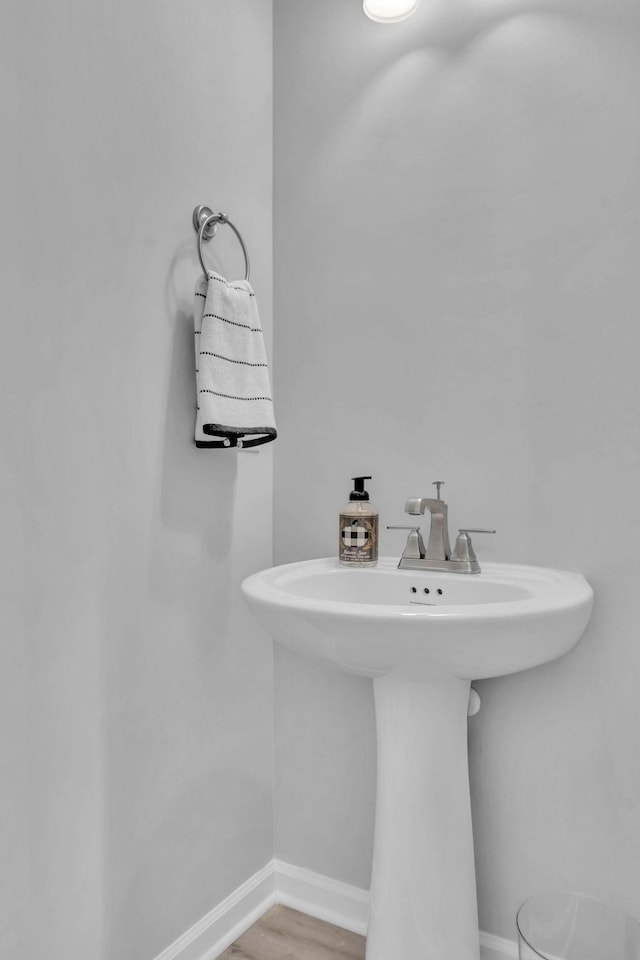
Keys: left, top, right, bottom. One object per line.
{"left": 339, "top": 514, "right": 378, "bottom": 565}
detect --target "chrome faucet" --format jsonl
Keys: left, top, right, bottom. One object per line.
{"left": 405, "top": 481, "right": 452, "bottom": 561}
{"left": 387, "top": 482, "right": 495, "bottom": 574}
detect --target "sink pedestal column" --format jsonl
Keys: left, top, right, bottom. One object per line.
{"left": 367, "top": 673, "right": 480, "bottom": 960}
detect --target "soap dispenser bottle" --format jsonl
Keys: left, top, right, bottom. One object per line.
{"left": 339, "top": 476, "right": 378, "bottom": 567}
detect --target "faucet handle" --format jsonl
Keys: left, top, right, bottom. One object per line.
{"left": 458, "top": 528, "right": 496, "bottom": 535}
{"left": 451, "top": 528, "right": 496, "bottom": 564}
{"left": 386, "top": 525, "right": 426, "bottom": 560}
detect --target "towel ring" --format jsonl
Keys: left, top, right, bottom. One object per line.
{"left": 192, "top": 205, "right": 250, "bottom": 281}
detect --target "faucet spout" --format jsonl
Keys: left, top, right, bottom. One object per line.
{"left": 405, "top": 497, "right": 428, "bottom": 515}
{"left": 404, "top": 497, "right": 438, "bottom": 516}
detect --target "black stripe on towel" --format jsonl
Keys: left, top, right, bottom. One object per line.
{"left": 201, "top": 424, "right": 277, "bottom": 447}
{"left": 199, "top": 351, "right": 267, "bottom": 368}
{"left": 199, "top": 389, "right": 272, "bottom": 402}
{"left": 203, "top": 423, "right": 277, "bottom": 437}
{"left": 202, "top": 312, "right": 261, "bottom": 332}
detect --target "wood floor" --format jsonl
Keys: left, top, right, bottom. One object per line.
{"left": 219, "top": 905, "right": 366, "bottom": 960}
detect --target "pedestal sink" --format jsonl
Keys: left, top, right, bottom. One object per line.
{"left": 241, "top": 557, "right": 593, "bottom": 960}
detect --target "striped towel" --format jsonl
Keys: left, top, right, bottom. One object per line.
{"left": 194, "top": 271, "right": 277, "bottom": 449}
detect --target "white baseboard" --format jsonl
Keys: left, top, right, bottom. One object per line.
{"left": 152, "top": 858, "right": 519, "bottom": 960}
{"left": 480, "top": 929, "right": 519, "bottom": 959}
{"left": 272, "top": 858, "right": 369, "bottom": 936}
{"left": 152, "top": 861, "right": 276, "bottom": 960}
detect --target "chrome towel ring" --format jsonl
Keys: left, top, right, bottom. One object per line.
{"left": 192, "top": 205, "right": 251, "bottom": 281}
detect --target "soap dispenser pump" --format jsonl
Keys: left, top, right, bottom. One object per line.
{"left": 339, "top": 476, "right": 379, "bottom": 567}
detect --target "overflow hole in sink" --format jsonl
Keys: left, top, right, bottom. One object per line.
{"left": 410, "top": 585, "right": 444, "bottom": 597}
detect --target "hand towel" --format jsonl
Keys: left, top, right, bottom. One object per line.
{"left": 194, "top": 271, "right": 277, "bottom": 449}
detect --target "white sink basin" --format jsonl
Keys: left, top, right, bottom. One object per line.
{"left": 242, "top": 557, "right": 593, "bottom": 960}
{"left": 242, "top": 557, "right": 593, "bottom": 680}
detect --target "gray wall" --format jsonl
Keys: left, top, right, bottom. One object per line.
{"left": 273, "top": 0, "right": 640, "bottom": 940}
{"left": 0, "top": 2, "right": 274, "bottom": 958}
